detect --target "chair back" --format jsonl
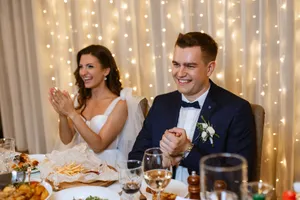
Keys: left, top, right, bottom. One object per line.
{"left": 250, "top": 104, "right": 265, "bottom": 181}
{"left": 139, "top": 97, "right": 149, "bottom": 117}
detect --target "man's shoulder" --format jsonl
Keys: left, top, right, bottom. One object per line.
{"left": 212, "top": 83, "right": 250, "bottom": 106}
{"left": 155, "top": 90, "right": 180, "bottom": 100}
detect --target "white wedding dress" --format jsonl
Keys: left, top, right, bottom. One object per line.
{"left": 53, "top": 88, "right": 146, "bottom": 167}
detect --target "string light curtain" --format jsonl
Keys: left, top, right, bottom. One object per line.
{"left": 0, "top": 0, "right": 299, "bottom": 195}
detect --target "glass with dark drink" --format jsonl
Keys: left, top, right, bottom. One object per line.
{"left": 118, "top": 160, "right": 142, "bottom": 200}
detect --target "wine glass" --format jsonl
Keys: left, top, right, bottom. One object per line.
{"left": 118, "top": 160, "right": 143, "bottom": 200}
{"left": 142, "top": 147, "right": 173, "bottom": 200}
{"left": 200, "top": 153, "right": 248, "bottom": 200}
{"left": 242, "top": 181, "right": 273, "bottom": 200}
{"left": 0, "top": 138, "right": 15, "bottom": 174}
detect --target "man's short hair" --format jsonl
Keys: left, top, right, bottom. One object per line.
{"left": 175, "top": 32, "right": 218, "bottom": 64}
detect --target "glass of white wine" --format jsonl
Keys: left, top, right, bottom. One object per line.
{"left": 142, "top": 147, "right": 173, "bottom": 200}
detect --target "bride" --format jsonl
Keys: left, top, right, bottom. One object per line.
{"left": 48, "top": 45, "right": 144, "bottom": 165}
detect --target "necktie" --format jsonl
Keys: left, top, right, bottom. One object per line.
{"left": 181, "top": 101, "right": 200, "bottom": 109}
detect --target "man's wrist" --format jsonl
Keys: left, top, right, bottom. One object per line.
{"left": 182, "top": 142, "right": 194, "bottom": 159}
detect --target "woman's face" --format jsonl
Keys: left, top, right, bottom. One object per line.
{"left": 79, "top": 54, "right": 109, "bottom": 89}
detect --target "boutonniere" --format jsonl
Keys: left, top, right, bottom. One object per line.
{"left": 195, "top": 116, "right": 220, "bottom": 147}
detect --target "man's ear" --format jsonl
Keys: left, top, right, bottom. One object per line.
{"left": 207, "top": 61, "right": 216, "bottom": 77}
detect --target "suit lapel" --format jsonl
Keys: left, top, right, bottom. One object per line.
{"left": 167, "top": 91, "right": 182, "bottom": 128}
{"left": 192, "top": 81, "right": 218, "bottom": 143}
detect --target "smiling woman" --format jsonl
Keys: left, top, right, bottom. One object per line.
{"left": 48, "top": 45, "right": 146, "bottom": 165}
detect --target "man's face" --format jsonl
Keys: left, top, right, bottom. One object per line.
{"left": 172, "top": 45, "right": 213, "bottom": 101}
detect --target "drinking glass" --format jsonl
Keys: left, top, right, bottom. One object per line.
{"left": 200, "top": 153, "right": 248, "bottom": 200}
{"left": 118, "top": 160, "right": 143, "bottom": 200}
{"left": 142, "top": 147, "right": 173, "bottom": 200}
{"left": 242, "top": 181, "right": 273, "bottom": 200}
{"left": 0, "top": 138, "right": 15, "bottom": 174}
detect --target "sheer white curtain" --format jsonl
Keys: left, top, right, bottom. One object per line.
{"left": 0, "top": 0, "right": 299, "bottom": 196}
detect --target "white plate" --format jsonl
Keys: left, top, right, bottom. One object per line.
{"left": 40, "top": 180, "right": 53, "bottom": 200}
{"left": 52, "top": 186, "right": 120, "bottom": 200}
{"left": 29, "top": 154, "right": 46, "bottom": 173}
{"left": 140, "top": 179, "right": 188, "bottom": 199}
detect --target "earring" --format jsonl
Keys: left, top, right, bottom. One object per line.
{"left": 104, "top": 76, "right": 107, "bottom": 81}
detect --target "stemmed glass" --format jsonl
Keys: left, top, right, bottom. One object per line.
{"left": 0, "top": 138, "right": 15, "bottom": 174}
{"left": 118, "top": 160, "right": 143, "bottom": 200}
{"left": 200, "top": 153, "right": 248, "bottom": 200}
{"left": 142, "top": 147, "right": 173, "bottom": 200}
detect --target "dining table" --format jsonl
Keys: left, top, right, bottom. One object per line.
{"left": 26, "top": 154, "right": 189, "bottom": 200}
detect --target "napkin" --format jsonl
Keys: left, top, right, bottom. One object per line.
{"left": 39, "top": 143, "right": 118, "bottom": 185}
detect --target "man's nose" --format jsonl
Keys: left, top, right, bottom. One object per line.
{"left": 177, "top": 66, "right": 186, "bottom": 77}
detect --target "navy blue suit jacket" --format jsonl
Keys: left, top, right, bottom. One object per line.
{"left": 129, "top": 80, "right": 255, "bottom": 179}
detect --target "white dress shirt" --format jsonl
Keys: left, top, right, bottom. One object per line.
{"left": 175, "top": 88, "right": 210, "bottom": 184}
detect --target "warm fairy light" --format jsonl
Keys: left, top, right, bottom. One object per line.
{"left": 273, "top": 133, "right": 277, "bottom": 136}
{"left": 125, "top": 73, "right": 130, "bottom": 79}
{"left": 111, "top": 40, "right": 114, "bottom": 44}
{"left": 129, "top": 48, "right": 132, "bottom": 51}
{"left": 49, "top": 65, "right": 53, "bottom": 68}
{"left": 67, "top": 60, "right": 71, "bottom": 64}
{"left": 281, "top": 3, "right": 286, "bottom": 9}
{"left": 91, "top": 11, "right": 95, "bottom": 15}
{"left": 43, "top": 10, "right": 47, "bottom": 13}
{"left": 144, "top": 15, "right": 148, "bottom": 18}
{"left": 161, "top": 1, "right": 165, "bottom": 4}
{"left": 146, "top": 43, "right": 150, "bottom": 47}
{"left": 162, "top": 28, "right": 166, "bottom": 32}
{"left": 149, "top": 84, "right": 153, "bottom": 87}
{"left": 50, "top": 31, "right": 54, "bottom": 35}
{"left": 122, "top": 3, "right": 128, "bottom": 9}
{"left": 260, "top": 91, "right": 265, "bottom": 96}
{"left": 167, "top": 83, "right": 171, "bottom": 87}
{"left": 51, "top": 77, "right": 55, "bottom": 81}
{"left": 162, "top": 42, "right": 165, "bottom": 47}
{"left": 95, "top": 24, "right": 99, "bottom": 27}
{"left": 150, "top": 97, "right": 154, "bottom": 100}
{"left": 126, "top": 16, "right": 131, "bottom": 21}
{"left": 216, "top": 73, "right": 223, "bottom": 79}
{"left": 200, "top": 14, "right": 204, "bottom": 17}
{"left": 124, "top": 34, "right": 128, "bottom": 37}
{"left": 98, "top": 36, "right": 102, "bottom": 40}
{"left": 68, "top": 83, "right": 73, "bottom": 86}
{"left": 253, "top": 15, "right": 256, "bottom": 18}
{"left": 87, "top": 34, "right": 91, "bottom": 38}
{"left": 46, "top": 44, "right": 50, "bottom": 48}
{"left": 131, "top": 59, "right": 136, "bottom": 64}
{"left": 133, "top": 86, "right": 137, "bottom": 91}
{"left": 69, "top": 48, "right": 72, "bottom": 52}
{"left": 180, "top": 23, "right": 184, "bottom": 30}
{"left": 167, "top": 14, "right": 171, "bottom": 18}
{"left": 236, "top": 79, "right": 239, "bottom": 82}
{"left": 280, "top": 118, "right": 285, "bottom": 124}
{"left": 168, "top": 69, "right": 172, "bottom": 72}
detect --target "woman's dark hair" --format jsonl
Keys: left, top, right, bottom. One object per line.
{"left": 175, "top": 32, "right": 218, "bottom": 65}
{"left": 74, "top": 45, "right": 122, "bottom": 111}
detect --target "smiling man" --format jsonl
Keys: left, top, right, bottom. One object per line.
{"left": 129, "top": 32, "right": 255, "bottom": 183}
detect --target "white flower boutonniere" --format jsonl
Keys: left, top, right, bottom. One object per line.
{"left": 196, "top": 116, "right": 220, "bottom": 147}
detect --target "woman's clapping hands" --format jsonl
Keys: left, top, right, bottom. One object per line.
{"left": 48, "top": 87, "right": 75, "bottom": 117}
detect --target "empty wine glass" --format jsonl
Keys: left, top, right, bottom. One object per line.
{"left": 242, "top": 181, "right": 273, "bottom": 200}
{"left": 118, "top": 160, "right": 143, "bottom": 200}
{"left": 200, "top": 153, "right": 248, "bottom": 200}
{"left": 0, "top": 138, "right": 15, "bottom": 174}
{"left": 142, "top": 147, "right": 173, "bottom": 200}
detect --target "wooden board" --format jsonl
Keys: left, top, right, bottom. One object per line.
{"left": 47, "top": 179, "right": 116, "bottom": 191}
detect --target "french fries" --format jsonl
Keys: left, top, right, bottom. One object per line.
{"left": 54, "top": 162, "right": 86, "bottom": 176}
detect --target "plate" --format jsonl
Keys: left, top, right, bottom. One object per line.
{"left": 140, "top": 179, "right": 188, "bottom": 199}
{"left": 52, "top": 186, "right": 120, "bottom": 200}
{"left": 28, "top": 154, "right": 46, "bottom": 173}
{"left": 40, "top": 180, "right": 53, "bottom": 200}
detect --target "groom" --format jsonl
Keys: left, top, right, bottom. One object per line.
{"left": 128, "top": 32, "right": 255, "bottom": 182}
